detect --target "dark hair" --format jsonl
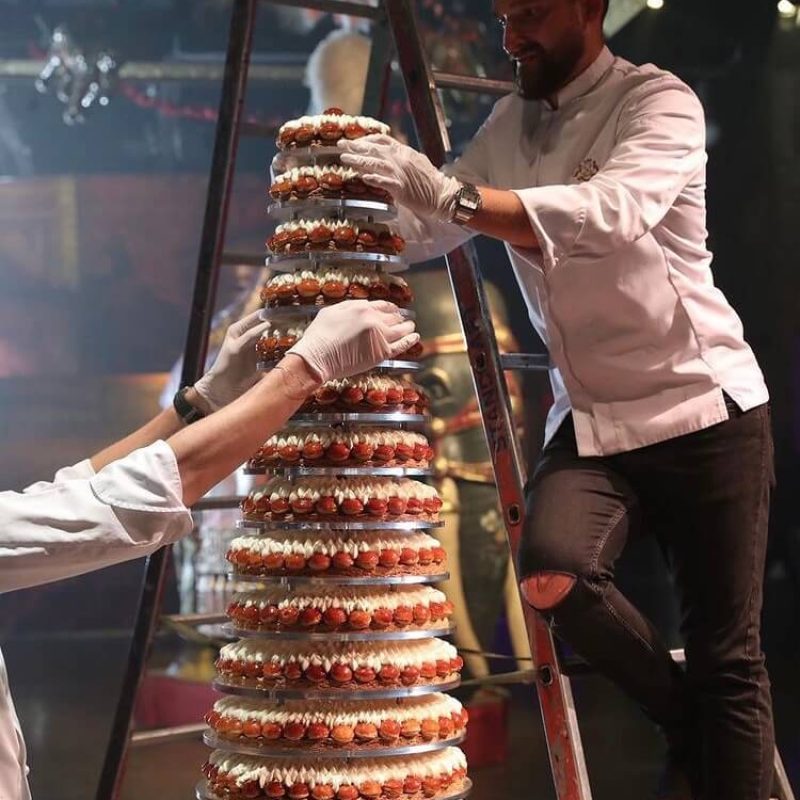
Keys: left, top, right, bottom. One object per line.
{"left": 603, "top": 0, "right": 609, "bottom": 16}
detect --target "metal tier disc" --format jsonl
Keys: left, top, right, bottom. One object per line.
{"left": 266, "top": 250, "right": 407, "bottom": 273}
{"left": 236, "top": 519, "right": 444, "bottom": 531}
{"left": 286, "top": 412, "right": 428, "bottom": 427}
{"left": 201, "top": 729, "right": 465, "bottom": 760}
{"left": 222, "top": 622, "right": 456, "bottom": 642}
{"left": 258, "top": 359, "right": 420, "bottom": 374}
{"left": 260, "top": 307, "right": 415, "bottom": 322}
{"left": 244, "top": 466, "right": 433, "bottom": 478}
{"left": 227, "top": 572, "right": 450, "bottom": 587}
{"left": 211, "top": 676, "right": 461, "bottom": 702}
{"left": 197, "top": 778, "right": 472, "bottom": 800}
{"left": 272, "top": 145, "right": 348, "bottom": 170}
{"left": 267, "top": 198, "right": 398, "bottom": 223}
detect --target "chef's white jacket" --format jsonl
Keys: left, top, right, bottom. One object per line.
{"left": 0, "top": 441, "right": 192, "bottom": 799}
{"left": 400, "top": 46, "right": 769, "bottom": 456}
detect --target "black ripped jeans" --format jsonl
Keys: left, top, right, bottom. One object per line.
{"left": 518, "top": 399, "right": 775, "bottom": 800}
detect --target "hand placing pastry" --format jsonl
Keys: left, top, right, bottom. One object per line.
{"left": 286, "top": 299, "right": 419, "bottom": 383}
{"left": 193, "top": 310, "right": 270, "bottom": 412}
{"left": 338, "top": 134, "right": 461, "bottom": 222}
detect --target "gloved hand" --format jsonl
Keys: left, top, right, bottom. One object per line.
{"left": 338, "top": 134, "right": 461, "bottom": 222}
{"left": 193, "top": 310, "right": 270, "bottom": 411}
{"left": 286, "top": 299, "right": 419, "bottom": 383}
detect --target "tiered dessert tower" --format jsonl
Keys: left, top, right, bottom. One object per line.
{"left": 198, "top": 111, "right": 471, "bottom": 800}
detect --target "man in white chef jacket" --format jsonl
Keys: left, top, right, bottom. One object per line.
{"left": 0, "top": 300, "right": 419, "bottom": 800}
{"left": 338, "top": 1, "right": 775, "bottom": 799}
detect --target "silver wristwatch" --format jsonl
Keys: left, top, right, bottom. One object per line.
{"left": 450, "top": 181, "right": 483, "bottom": 226}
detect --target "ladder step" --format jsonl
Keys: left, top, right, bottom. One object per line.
{"left": 161, "top": 613, "right": 228, "bottom": 626}
{"left": 192, "top": 495, "right": 244, "bottom": 511}
{"left": 241, "top": 120, "right": 279, "bottom": 138}
{"left": 130, "top": 722, "right": 206, "bottom": 747}
{"left": 432, "top": 71, "right": 514, "bottom": 96}
{"left": 221, "top": 251, "right": 264, "bottom": 267}
{"left": 500, "top": 353, "right": 551, "bottom": 371}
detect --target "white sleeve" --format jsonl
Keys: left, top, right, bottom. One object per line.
{"left": 511, "top": 77, "right": 707, "bottom": 273}
{"left": 0, "top": 441, "right": 193, "bottom": 594}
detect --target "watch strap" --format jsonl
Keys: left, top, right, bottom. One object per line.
{"left": 173, "top": 386, "right": 205, "bottom": 425}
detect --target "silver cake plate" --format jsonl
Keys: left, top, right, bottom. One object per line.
{"left": 236, "top": 518, "right": 443, "bottom": 532}
{"left": 267, "top": 198, "right": 398, "bottom": 223}
{"left": 271, "top": 144, "right": 355, "bottom": 170}
{"left": 245, "top": 466, "right": 432, "bottom": 478}
{"left": 260, "top": 306, "right": 415, "bottom": 322}
{"left": 258, "top": 359, "right": 420, "bottom": 374}
{"left": 287, "top": 412, "right": 428, "bottom": 427}
{"left": 223, "top": 622, "right": 456, "bottom": 642}
{"left": 266, "top": 250, "right": 407, "bottom": 273}
{"left": 197, "top": 777, "right": 472, "bottom": 800}
{"left": 212, "top": 676, "right": 461, "bottom": 702}
{"left": 227, "top": 572, "right": 450, "bottom": 587}
{"left": 202, "top": 729, "right": 465, "bottom": 759}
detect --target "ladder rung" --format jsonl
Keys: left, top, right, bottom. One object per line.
{"left": 161, "top": 613, "right": 228, "bottom": 626}
{"left": 500, "top": 353, "right": 551, "bottom": 371}
{"left": 241, "top": 120, "right": 279, "bottom": 138}
{"left": 262, "top": 0, "right": 381, "bottom": 20}
{"left": 221, "top": 251, "right": 265, "bottom": 267}
{"left": 432, "top": 71, "right": 514, "bottom": 96}
{"left": 131, "top": 723, "right": 206, "bottom": 747}
{"left": 192, "top": 495, "right": 245, "bottom": 511}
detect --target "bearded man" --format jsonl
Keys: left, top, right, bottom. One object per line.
{"left": 339, "top": 2, "right": 775, "bottom": 798}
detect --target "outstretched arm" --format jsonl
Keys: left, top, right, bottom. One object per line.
{"left": 2, "top": 301, "right": 417, "bottom": 594}
{"left": 90, "top": 309, "right": 270, "bottom": 471}
{"left": 340, "top": 77, "right": 705, "bottom": 269}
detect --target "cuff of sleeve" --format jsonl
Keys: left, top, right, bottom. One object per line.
{"left": 90, "top": 440, "right": 189, "bottom": 515}
{"left": 56, "top": 459, "right": 96, "bottom": 481}
{"left": 511, "top": 186, "right": 585, "bottom": 275}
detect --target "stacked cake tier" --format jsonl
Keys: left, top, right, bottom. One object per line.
{"left": 199, "top": 110, "right": 468, "bottom": 800}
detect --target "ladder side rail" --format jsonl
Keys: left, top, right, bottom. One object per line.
{"left": 94, "top": 2, "right": 258, "bottom": 797}
{"left": 362, "top": 11, "right": 394, "bottom": 118}
{"left": 383, "top": 1, "right": 591, "bottom": 797}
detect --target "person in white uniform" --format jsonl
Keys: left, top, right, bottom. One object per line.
{"left": 337, "top": 1, "right": 775, "bottom": 798}
{"left": 0, "top": 299, "right": 418, "bottom": 800}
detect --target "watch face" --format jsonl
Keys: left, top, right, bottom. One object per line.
{"left": 457, "top": 185, "right": 481, "bottom": 216}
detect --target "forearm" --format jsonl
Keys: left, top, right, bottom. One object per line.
{"left": 466, "top": 187, "right": 540, "bottom": 250}
{"left": 168, "top": 355, "right": 320, "bottom": 506}
{"left": 90, "top": 387, "right": 210, "bottom": 472}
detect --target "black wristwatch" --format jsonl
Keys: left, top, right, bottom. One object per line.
{"left": 450, "top": 181, "right": 483, "bottom": 226}
{"left": 173, "top": 386, "right": 205, "bottom": 425}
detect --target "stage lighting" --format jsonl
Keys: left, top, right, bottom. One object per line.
{"left": 646, "top": 0, "right": 665, "bottom": 9}
{"left": 777, "top": 0, "right": 797, "bottom": 17}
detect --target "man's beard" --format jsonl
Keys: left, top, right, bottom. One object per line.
{"left": 513, "top": 34, "right": 585, "bottom": 101}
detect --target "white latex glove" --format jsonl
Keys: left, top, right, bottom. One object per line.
{"left": 338, "top": 134, "right": 461, "bottom": 222}
{"left": 286, "top": 300, "right": 420, "bottom": 383}
{"left": 193, "top": 310, "right": 270, "bottom": 411}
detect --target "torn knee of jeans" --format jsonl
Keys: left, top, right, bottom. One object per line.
{"left": 519, "top": 571, "right": 577, "bottom": 611}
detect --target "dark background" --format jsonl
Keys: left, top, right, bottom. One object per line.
{"left": 0, "top": 0, "right": 797, "bottom": 797}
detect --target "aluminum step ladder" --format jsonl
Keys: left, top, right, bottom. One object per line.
{"left": 95, "top": 2, "right": 796, "bottom": 799}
